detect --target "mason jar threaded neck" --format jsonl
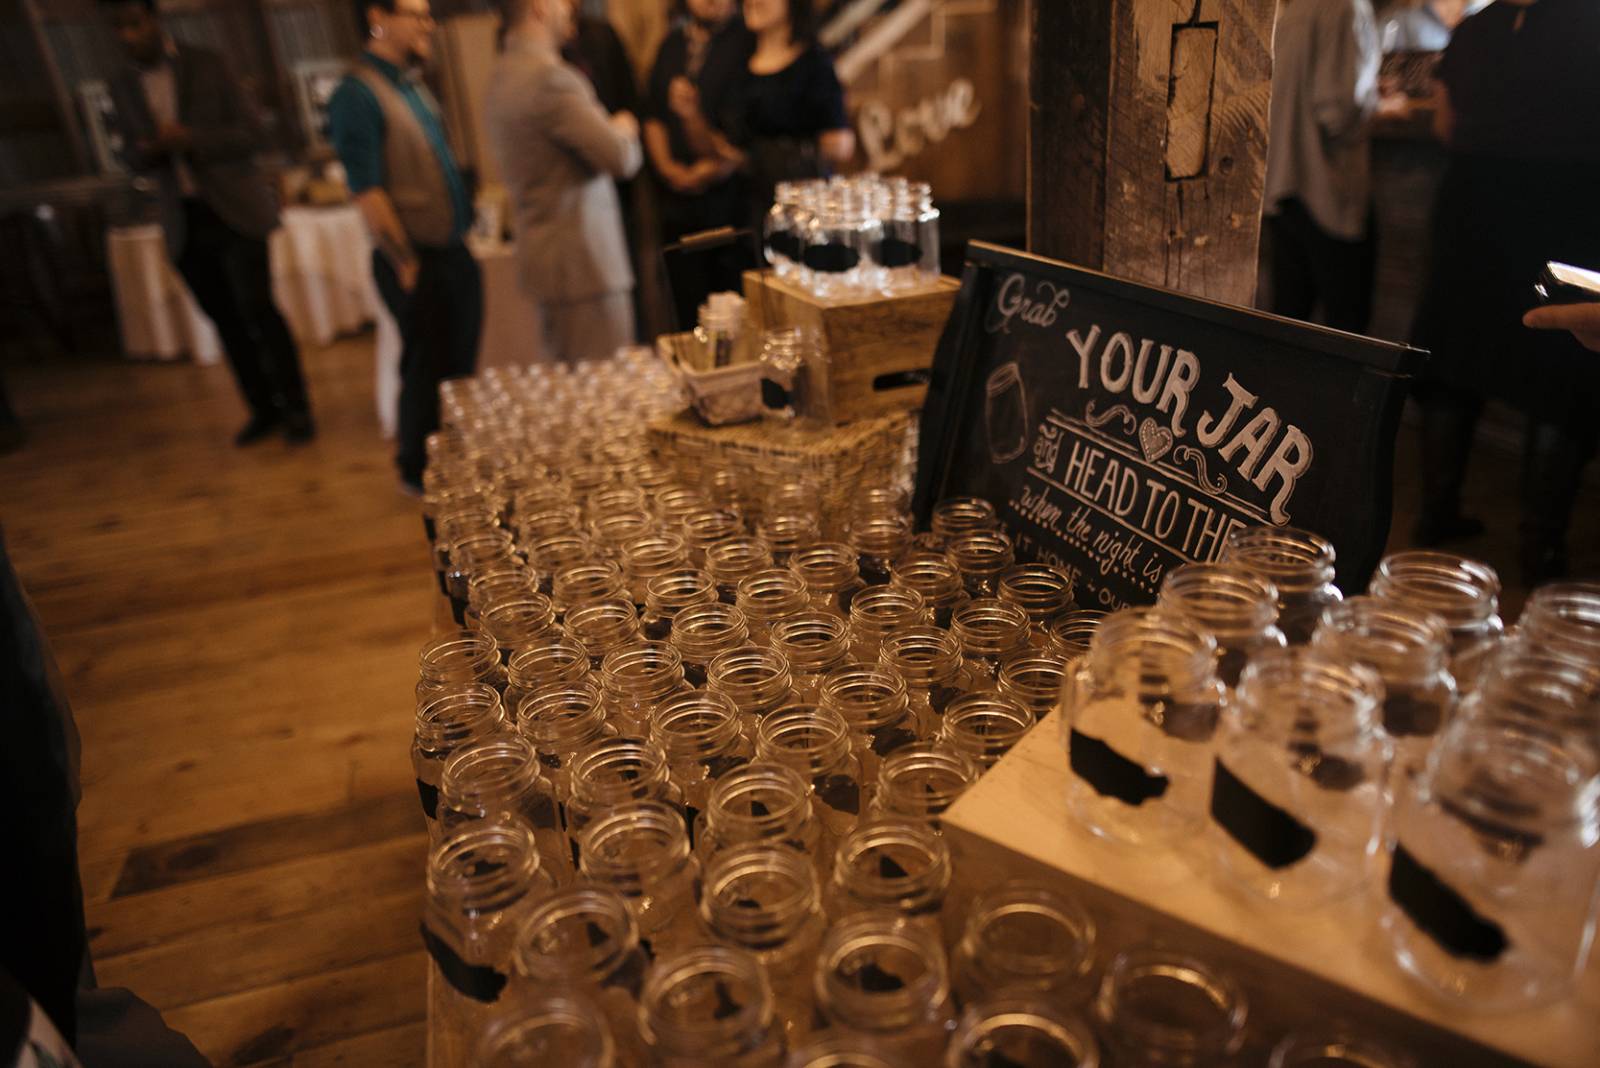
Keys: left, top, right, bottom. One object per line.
{"left": 416, "top": 684, "right": 506, "bottom": 757}
{"left": 1222, "top": 525, "right": 1336, "bottom": 597}
{"left": 755, "top": 704, "right": 855, "bottom": 776}
{"left": 419, "top": 630, "right": 501, "bottom": 685}
{"left": 952, "top": 599, "right": 1031, "bottom": 659}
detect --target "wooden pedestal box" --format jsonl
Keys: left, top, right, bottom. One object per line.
{"left": 942, "top": 718, "right": 1600, "bottom": 1068}
{"left": 741, "top": 270, "right": 960, "bottom": 424}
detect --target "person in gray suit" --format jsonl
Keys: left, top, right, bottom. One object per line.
{"left": 101, "top": 0, "right": 314, "bottom": 446}
{"left": 485, "top": 0, "right": 642, "bottom": 366}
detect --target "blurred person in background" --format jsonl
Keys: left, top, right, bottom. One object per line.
{"left": 1262, "top": 0, "right": 1382, "bottom": 334}
{"left": 1410, "top": 0, "right": 1600, "bottom": 582}
{"left": 329, "top": 0, "right": 481, "bottom": 495}
{"left": 101, "top": 0, "right": 314, "bottom": 448}
{"left": 485, "top": 0, "right": 642, "bottom": 366}
{"left": 1379, "top": 0, "right": 1478, "bottom": 52}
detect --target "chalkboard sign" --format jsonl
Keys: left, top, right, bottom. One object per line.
{"left": 914, "top": 242, "right": 1425, "bottom": 611}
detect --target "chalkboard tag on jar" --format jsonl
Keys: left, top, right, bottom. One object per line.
{"left": 804, "top": 243, "right": 860, "bottom": 274}
{"left": 876, "top": 237, "right": 922, "bottom": 269}
{"left": 419, "top": 923, "right": 508, "bottom": 1003}
{"left": 1210, "top": 759, "right": 1317, "bottom": 869}
{"left": 1388, "top": 842, "right": 1508, "bottom": 961}
{"left": 416, "top": 778, "right": 440, "bottom": 822}
{"left": 1068, "top": 729, "right": 1169, "bottom": 806}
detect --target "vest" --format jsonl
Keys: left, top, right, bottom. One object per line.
{"left": 350, "top": 65, "right": 458, "bottom": 248}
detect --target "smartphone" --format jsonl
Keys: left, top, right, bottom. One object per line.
{"left": 1535, "top": 261, "right": 1600, "bottom": 305}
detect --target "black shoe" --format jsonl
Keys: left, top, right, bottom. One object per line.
{"left": 234, "top": 413, "right": 282, "bottom": 447}
{"left": 283, "top": 411, "right": 316, "bottom": 445}
{"left": 1411, "top": 512, "right": 1486, "bottom": 547}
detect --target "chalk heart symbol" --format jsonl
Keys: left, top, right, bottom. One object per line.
{"left": 1138, "top": 418, "right": 1174, "bottom": 463}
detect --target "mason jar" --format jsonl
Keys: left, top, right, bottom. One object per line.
{"left": 696, "top": 762, "right": 822, "bottom": 863}
{"left": 466, "top": 566, "right": 540, "bottom": 631}
{"left": 642, "top": 569, "right": 719, "bottom": 642}
{"left": 516, "top": 678, "right": 615, "bottom": 800}
{"left": 563, "top": 736, "right": 684, "bottom": 872}
{"left": 939, "top": 692, "right": 1036, "bottom": 772}
{"left": 419, "top": 629, "right": 504, "bottom": 702}
{"left": 847, "top": 587, "right": 929, "bottom": 666}
{"left": 871, "top": 745, "right": 978, "bottom": 829}
{"left": 511, "top": 885, "right": 650, "bottom": 1068}
{"left": 813, "top": 911, "right": 955, "bottom": 1063}
{"left": 441, "top": 736, "right": 571, "bottom": 884}
{"left": 827, "top": 816, "right": 953, "bottom": 939}
{"left": 997, "top": 654, "right": 1070, "bottom": 721}
{"left": 639, "top": 945, "right": 784, "bottom": 1067}
{"left": 481, "top": 594, "right": 562, "bottom": 664}
{"left": 1518, "top": 582, "right": 1600, "bottom": 670}
{"left": 620, "top": 531, "right": 690, "bottom": 608}
{"left": 1268, "top": 1031, "right": 1414, "bottom": 1068}
{"left": 951, "top": 599, "right": 1031, "bottom": 683}
{"left": 415, "top": 684, "right": 508, "bottom": 838}
{"left": 738, "top": 568, "right": 815, "bottom": 643}
{"left": 447, "top": 530, "right": 520, "bottom": 623}
{"left": 758, "top": 512, "right": 823, "bottom": 568}
{"left": 699, "top": 844, "right": 827, "bottom": 1045}
{"left": 1312, "top": 596, "right": 1457, "bottom": 776}
{"left": 1459, "top": 639, "right": 1600, "bottom": 743}
{"left": 877, "top": 627, "right": 975, "bottom": 725}
{"left": 709, "top": 645, "right": 798, "bottom": 734}
{"left": 670, "top": 601, "right": 752, "bottom": 687}
{"left": 526, "top": 532, "right": 599, "bottom": 596}
{"left": 997, "top": 564, "right": 1076, "bottom": 646}
{"left": 889, "top": 552, "right": 970, "bottom": 630}
{"left": 1157, "top": 563, "right": 1286, "bottom": 690}
{"left": 1383, "top": 718, "right": 1600, "bottom": 1010}
{"left": 517, "top": 503, "right": 584, "bottom": 547}
{"left": 1045, "top": 611, "right": 1107, "bottom": 667}
{"left": 848, "top": 513, "right": 914, "bottom": 587}
{"left": 1210, "top": 648, "right": 1390, "bottom": 909}
{"left": 770, "top": 612, "right": 857, "bottom": 702}
{"left": 682, "top": 507, "right": 747, "bottom": 570}
{"left": 946, "top": 998, "right": 1100, "bottom": 1068}
{"left": 599, "top": 642, "right": 687, "bottom": 736}
{"left": 553, "top": 562, "right": 628, "bottom": 621}
{"left": 791, "top": 543, "right": 868, "bottom": 618}
{"left": 566, "top": 597, "right": 643, "bottom": 670}
{"left": 1369, "top": 550, "right": 1504, "bottom": 693}
{"left": 947, "top": 530, "right": 1017, "bottom": 600}
{"left": 951, "top": 881, "right": 1097, "bottom": 1009}
{"left": 505, "top": 635, "right": 590, "bottom": 713}
{"left": 592, "top": 510, "right": 657, "bottom": 564}
{"left": 930, "top": 496, "right": 999, "bottom": 546}
{"left": 1093, "top": 947, "right": 1247, "bottom": 1067}
{"left": 1060, "top": 609, "right": 1225, "bottom": 847}
{"left": 579, "top": 799, "right": 704, "bottom": 961}
{"left": 1220, "top": 525, "right": 1341, "bottom": 646}
{"left": 471, "top": 990, "right": 615, "bottom": 1068}
{"left": 708, "top": 536, "right": 778, "bottom": 606}
{"left": 822, "top": 666, "right": 926, "bottom": 788}
{"left": 783, "top": 1033, "right": 903, "bottom": 1068}
{"left": 425, "top": 823, "right": 555, "bottom": 1068}
{"left": 650, "top": 688, "right": 754, "bottom": 841}
{"left": 755, "top": 704, "right": 864, "bottom": 847}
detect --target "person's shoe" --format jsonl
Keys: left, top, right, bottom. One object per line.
{"left": 1411, "top": 512, "right": 1486, "bottom": 547}
{"left": 283, "top": 411, "right": 316, "bottom": 445}
{"left": 234, "top": 413, "right": 282, "bottom": 447}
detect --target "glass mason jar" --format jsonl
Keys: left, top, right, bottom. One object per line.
{"left": 526, "top": 532, "right": 598, "bottom": 596}
{"left": 419, "top": 630, "right": 505, "bottom": 702}
{"left": 791, "top": 543, "right": 868, "bottom": 617}
{"left": 871, "top": 745, "right": 978, "bottom": 829}
{"left": 620, "top": 532, "right": 690, "bottom": 608}
{"left": 650, "top": 689, "right": 754, "bottom": 839}
{"left": 1518, "top": 581, "right": 1600, "bottom": 670}
{"left": 1060, "top": 609, "right": 1225, "bottom": 847}
{"left": 415, "top": 684, "right": 508, "bottom": 837}
{"left": 671, "top": 602, "right": 753, "bottom": 688}
{"left": 642, "top": 568, "right": 719, "bottom": 642}
{"left": 755, "top": 704, "right": 864, "bottom": 844}
{"left": 889, "top": 552, "right": 970, "bottom": 630}
{"left": 948, "top": 530, "right": 1017, "bottom": 600}
{"left": 441, "top": 736, "right": 571, "bottom": 884}
{"left": 822, "top": 666, "right": 926, "bottom": 787}
{"left": 1220, "top": 525, "right": 1341, "bottom": 646}
{"left": 1383, "top": 718, "right": 1600, "bottom": 1010}
{"left": 950, "top": 599, "right": 1031, "bottom": 683}
{"left": 847, "top": 587, "right": 929, "bottom": 666}
{"left": 784, "top": 1033, "right": 903, "bottom": 1068}
{"left": 592, "top": 510, "right": 657, "bottom": 564}
{"left": 813, "top": 911, "right": 955, "bottom": 1063}
{"left": 467, "top": 566, "right": 541, "bottom": 631}
{"left": 654, "top": 484, "right": 712, "bottom": 529}
{"left": 447, "top": 530, "right": 519, "bottom": 621}
{"left": 848, "top": 513, "right": 914, "bottom": 587}
{"left": 681, "top": 507, "right": 746, "bottom": 568}
{"left": 600, "top": 641, "right": 687, "bottom": 736}
{"left": 1209, "top": 648, "right": 1390, "bottom": 909}
{"left": 771, "top": 612, "right": 857, "bottom": 702}
{"left": 758, "top": 511, "right": 823, "bottom": 568}
{"left": 1093, "top": 947, "right": 1247, "bottom": 1068}
{"left": 639, "top": 945, "right": 784, "bottom": 1067}
{"left": 512, "top": 885, "right": 650, "bottom": 1068}
{"left": 1268, "top": 1031, "right": 1414, "bottom": 1068}
{"left": 878, "top": 181, "right": 940, "bottom": 292}
{"left": 1156, "top": 563, "right": 1286, "bottom": 690}
{"left": 425, "top": 823, "right": 555, "bottom": 1068}
{"left": 877, "top": 627, "right": 974, "bottom": 725}
{"left": 930, "top": 496, "right": 999, "bottom": 546}
{"left": 516, "top": 678, "right": 616, "bottom": 799}
{"left": 566, "top": 597, "right": 643, "bottom": 670}
{"left": 939, "top": 692, "right": 1036, "bottom": 772}
{"left": 1311, "top": 597, "right": 1457, "bottom": 776}
{"left": 738, "top": 568, "right": 815, "bottom": 643}
{"left": 696, "top": 762, "right": 823, "bottom": 863}
{"left": 471, "top": 990, "right": 615, "bottom": 1068}
{"left": 481, "top": 595, "right": 562, "bottom": 664}
{"left": 586, "top": 484, "right": 650, "bottom": 525}
{"left": 764, "top": 181, "right": 804, "bottom": 278}
{"left": 564, "top": 736, "right": 685, "bottom": 870}
{"left": 699, "top": 844, "right": 827, "bottom": 1046}
{"left": 578, "top": 799, "right": 704, "bottom": 961}
{"left": 997, "top": 564, "right": 1076, "bottom": 646}
{"left": 946, "top": 998, "right": 1100, "bottom": 1068}
{"left": 951, "top": 881, "right": 1097, "bottom": 1009}
{"left": 1369, "top": 550, "right": 1504, "bottom": 692}
{"left": 709, "top": 645, "right": 798, "bottom": 733}
{"left": 1045, "top": 611, "right": 1108, "bottom": 667}
{"left": 708, "top": 536, "right": 777, "bottom": 605}
{"left": 554, "top": 564, "right": 628, "bottom": 622}
{"left": 997, "top": 654, "right": 1069, "bottom": 721}
{"left": 505, "top": 635, "right": 591, "bottom": 714}
{"left": 518, "top": 503, "right": 584, "bottom": 546}
{"left": 827, "top": 816, "right": 953, "bottom": 936}
{"left": 1459, "top": 639, "right": 1600, "bottom": 743}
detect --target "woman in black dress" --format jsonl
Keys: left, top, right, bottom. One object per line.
{"left": 1411, "top": 0, "right": 1600, "bottom": 582}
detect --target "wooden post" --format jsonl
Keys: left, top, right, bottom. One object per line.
{"left": 1027, "top": 0, "right": 1277, "bottom": 307}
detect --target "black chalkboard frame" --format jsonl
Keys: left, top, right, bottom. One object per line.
{"left": 914, "top": 241, "right": 1427, "bottom": 602}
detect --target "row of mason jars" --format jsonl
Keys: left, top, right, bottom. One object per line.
{"left": 1060, "top": 528, "right": 1600, "bottom": 1015}
{"left": 763, "top": 175, "right": 942, "bottom": 300}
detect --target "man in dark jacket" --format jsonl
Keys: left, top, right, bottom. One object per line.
{"left": 102, "top": 0, "right": 314, "bottom": 446}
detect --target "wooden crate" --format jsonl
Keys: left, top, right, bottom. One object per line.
{"left": 741, "top": 269, "right": 960, "bottom": 424}
{"left": 942, "top": 716, "right": 1600, "bottom": 1068}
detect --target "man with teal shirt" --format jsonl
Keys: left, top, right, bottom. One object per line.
{"left": 329, "top": 0, "right": 481, "bottom": 494}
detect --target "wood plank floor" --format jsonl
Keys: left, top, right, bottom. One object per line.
{"left": 0, "top": 332, "right": 1595, "bottom": 1067}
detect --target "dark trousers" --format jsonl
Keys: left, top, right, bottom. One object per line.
{"left": 1267, "top": 197, "right": 1376, "bottom": 335}
{"left": 373, "top": 243, "right": 482, "bottom": 484}
{"left": 175, "top": 200, "right": 310, "bottom": 421}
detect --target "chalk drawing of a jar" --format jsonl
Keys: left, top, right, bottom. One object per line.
{"left": 985, "top": 362, "right": 1029, "bottom": 464}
